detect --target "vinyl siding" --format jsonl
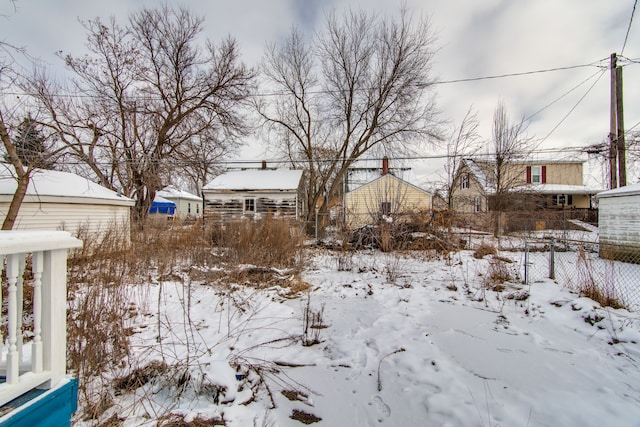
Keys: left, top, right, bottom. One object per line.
{"left": 0, "top": 201, "right": 131, "bottom": 239}
{"left": 346, "top": 174, "right": 431, "bottom": 228}
{"left": 599, "top": 194, "right": 640, "bottom": 248}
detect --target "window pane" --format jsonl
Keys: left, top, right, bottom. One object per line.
{"left": 532, "top": 166, "right": 541, "bottom": 184}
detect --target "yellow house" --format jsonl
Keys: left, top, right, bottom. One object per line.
{"left": 345, "top": 164, "right": 432, "bottom": 228}
{"left": 452, "top": 158, "right": 600, "bottom": 213}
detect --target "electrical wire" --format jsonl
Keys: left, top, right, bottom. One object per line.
{"left": 621, "top": 0, "right": 638, "bottom": 55}
{"left": 524, "top": 68, "right": 605, "bottom": 121}
{"left": 533, "top": 68, "right": 607, "bottom": 149}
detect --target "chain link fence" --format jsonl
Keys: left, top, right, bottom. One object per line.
{"left": 443, "top": 230, "right": 640, "bottom": 312}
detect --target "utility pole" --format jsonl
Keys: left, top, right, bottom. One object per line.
{"left": 609, "top": 52, "right": 627, "bottom": 189}
{"left": 616, "top": 65, "right": 626, "bottom": 187}
{"left": 609, "top": 53, "right": 618, "bottom": 189}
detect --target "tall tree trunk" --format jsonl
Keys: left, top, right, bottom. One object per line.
{"left": 0, "top": 113, "right": 30, "bottom": 230}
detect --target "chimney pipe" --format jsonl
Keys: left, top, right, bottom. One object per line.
{"left": 382, "top": 156, "right": 389, "bottom": 176}
{"left": 261, "top": 160, "right": 267, "bottom": 169}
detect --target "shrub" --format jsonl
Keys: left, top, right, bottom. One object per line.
{"left": 473, "top": 243, "right": 497, "bottom": 259}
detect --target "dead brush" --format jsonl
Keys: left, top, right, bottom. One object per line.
{"left": 473, "top": 243, "right": 497, "bottom": 259}
{"left": 67, "top": 220, "right": 217, "bottom": 418}
{"left": 302, "top": 292, "right": 327, "bottom": 346}
{"left": 213, "top": 217, "right": 305, "bottom": 270}
{"left": 112, "top": 360, "right": 169, "bottom": 395}
{"left": 157, "top": 413, "right": 226, "bottom": 426}
{"left": 575, "top": 247, "right": 625, "bottom": 309}
{"left": 483, "top": 259, "right": 512, "bottom": 291}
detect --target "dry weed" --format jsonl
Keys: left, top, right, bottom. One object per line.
{"left": 576, "top": 247, "right": 625, "bottom": 309}
{"left": 157, "top": 413, "right": 226, "bottom": 426}
{"left": 473, "top": 243, "right": 497, "bottom": 259}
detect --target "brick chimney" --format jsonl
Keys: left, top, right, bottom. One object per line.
{"left": 382, "top": 156, "right": 389, "bottom": 176}
{"left": 261, "top": 160, "right": 267, "bottom": 169}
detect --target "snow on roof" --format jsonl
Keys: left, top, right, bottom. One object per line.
{"left": 153, "top": 195, "right": 175, "bottom": 205}
{"left": 512, "top": 184, "right": 602, "bottom": 195}
{"left": 463, "top": 159, "right": 494, "bottom": 193}
{"left": 203, "top": 169, "right": 304, "bottom": 191}
{"left": 597, "top": 182, "right": 640, "bottom": 198}
{"left": 157, "top": 187, "right": 201, "bottom": 201}
{"left": 0, "top": 168, "right": 134, "bottom": 204}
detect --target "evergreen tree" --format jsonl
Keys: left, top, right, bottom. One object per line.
{"left": 13, "top": 115, "right": 54, "bottom": 169}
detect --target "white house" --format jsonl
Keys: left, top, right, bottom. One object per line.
{"left": 0, "top": 169, "right": 134, "bottom": 240}
{"left": 157, "top": 186, "right": 202, "bottom": 218}
{"left": 202, "top": 168, "right": 305, "bottom": 221}
{"left": 597, "top": 183, "right": 640, "bottom": 260}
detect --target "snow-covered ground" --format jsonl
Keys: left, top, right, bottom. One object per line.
{"left": 81, "top": 247, "right": 640, "bottom": 426}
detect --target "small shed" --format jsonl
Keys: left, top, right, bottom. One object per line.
{"left": 597, "top": 183, "right": 640, "bottom": 260}
{"left": 0, "top": 169, "right": 134, "bottom": 239}
{"left": 157, "top": 187, "right": 202, "bottom": 218}
{"left": 202, "top": 168, "right": 305, "bottom": 221}
{"left": 345, "top": 160, "right": 432, "bottom": 228}
{"left": 149, "top": 195, "right": 176, "bottom": 216}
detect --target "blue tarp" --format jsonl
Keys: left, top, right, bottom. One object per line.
{"left": 149, "top": 197, "right": 176, "bottom": 215}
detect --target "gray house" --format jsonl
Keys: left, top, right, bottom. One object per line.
{"left": 202, "top": 168, "right": 305, "bottom": 221}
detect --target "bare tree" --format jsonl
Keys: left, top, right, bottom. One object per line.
{"left": 0, "top": 39, "right": 62, "bottom": 230}
{"left": 256, "top": 8, "right": 439, "bottom": 231}
{"left": 31, "top": 5, "right": 254, "bottom": 222}
{"left": 444, "top": 106, "right": 480, "bottom": 211}
{"left": 489, "top": 101, "right": 531, "bottom": 235}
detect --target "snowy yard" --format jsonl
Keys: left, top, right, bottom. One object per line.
{"left": 77, "top": 248, "right": 640, "bottom": 427}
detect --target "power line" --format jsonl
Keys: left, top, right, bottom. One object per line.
{"left": 436, "top": 60, "right": 608, "bottom": 85}
{"left": 621, "top": 0, "right": 638, "bottom": 55}
{"left": 0, "top": 59, "right": 614, "bottom": 100}
{"left": 0, "top": 145, "right": 600, "bottom": 169}
{"left": 524, "top": 68, "right": 605, "bottom": 121}
{"left": 533, "top": 68, "right": 607, "bottom": 148}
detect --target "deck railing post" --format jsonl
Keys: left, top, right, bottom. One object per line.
{"left": 32, "top": 251, "right": 44, "bottom": 373}
{"left": 5, "top": 254, "right": 21, "bottom": 384}
{"left": 40, "top": 249, "right": 69, "bottom": 388}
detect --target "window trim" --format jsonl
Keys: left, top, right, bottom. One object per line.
{"left": 531, "top": 165, "right": 542, "bottom": 184}
{"left": 244, "top": 198, "right": 256, "bottom": 213}
{"left": 473, "top": 196, "right": 482, "bottom": 213}
{"left": 380, "top": 201, "right": 392, "bottom": 216}
{"left": 461, "top": 173, "right": 470, "bottom": 189}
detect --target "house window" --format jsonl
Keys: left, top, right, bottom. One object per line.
{"left": 531, "top": 166, "right": 542, "bottom": 184}
{"left": 196, "top": 204, "right": 200, "bottom": 214}
{"left": 188, "top": 203, "right": 191, "bottom": 214}
{"left": 473, "top": 196, "right": 482, "bottom": 213}
{"left": 552, "top": 194, "right": 573, "bottom": 206}
{"left": 527, "top": 165, "right": 546, "bottom": 184}
{"left": 380, "top": 201, "right": 392, "bottom": 216}
{"left": 461, "top": 173, "right": 470, "bottom": 189}
{"left": 244, "top": 198, "right": 255, "bottom": 213}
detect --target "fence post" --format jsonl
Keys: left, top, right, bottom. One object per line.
{"left": 524, "top": 240, "right": 529, "bottom": 285}
{"left": 549, "top": 238, "right": 555, "bottom": 280}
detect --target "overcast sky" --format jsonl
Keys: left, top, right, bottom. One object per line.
{"left": 1, "top": 0, "right": 638, "bottom": 186}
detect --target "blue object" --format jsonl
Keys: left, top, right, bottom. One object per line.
{"left": 0, "top": 378, "right": 79, "bottom": 427}
{"left": 149, "top": 200, "right": 176, "bottom": 215}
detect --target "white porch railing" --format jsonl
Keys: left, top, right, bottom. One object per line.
{"left": 0, "top": 230, "right": 82, "bottom": 407}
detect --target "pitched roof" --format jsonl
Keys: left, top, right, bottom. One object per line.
{"left": 597, "top": 182, "right": 640, "bottom": 198}
{"left": 157, "top": 186, "right": 201, "bottom": 201}
{"left": 203, "top": 169, "right": 304, "bottom": 191}
{"left": 347, "top": 172, "right": 431, "bottom": 196}
{"left": 462, "top": 158, "right": 494, "bottom": 193}
{"left": 0, "top": 168, "right": 134, "bottom": 205}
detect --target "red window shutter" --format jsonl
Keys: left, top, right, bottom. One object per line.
{"left": 526, "top": 166, "right": 531, "bottom": 184}
{"left": 541, "top": 166, "right": 547, "bottom": 184}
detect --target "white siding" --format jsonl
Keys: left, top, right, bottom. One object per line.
{"left": 0, "top": 201, "right": 131, "bottom": 239}
{"left": 599, "top": 194, "right": 640, "bottom": 248}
